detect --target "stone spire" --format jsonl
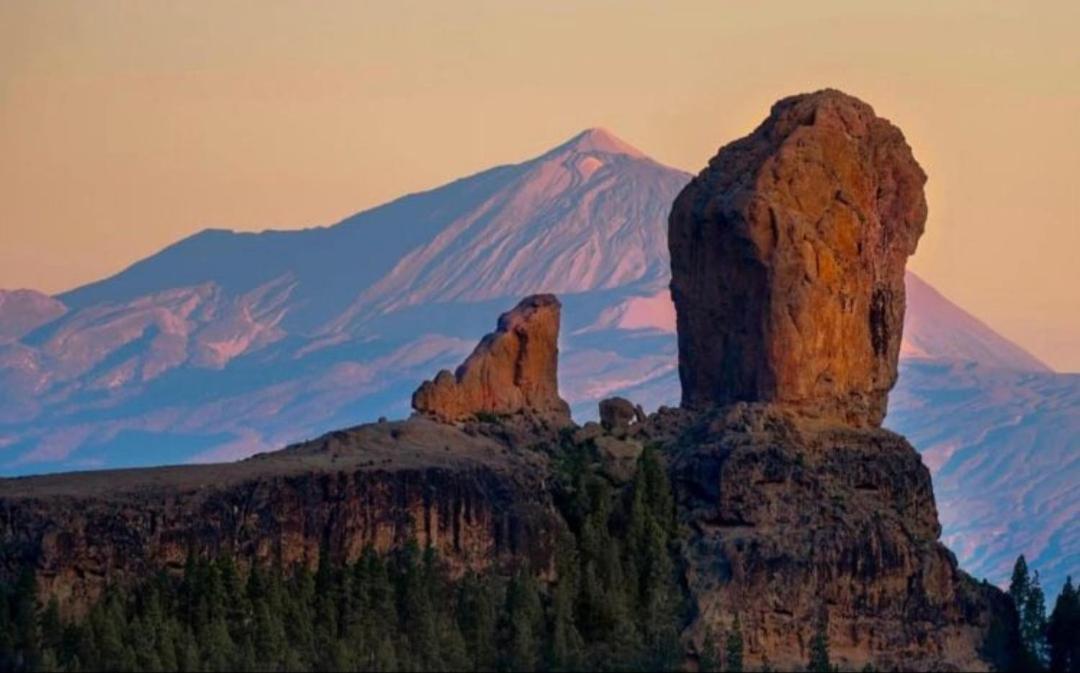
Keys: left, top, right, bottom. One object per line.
{"left": 668, "top": 89, "right": 927, "bottom": 425}
{"left": 412, "top": 294, "right": 571, "bottom": 424}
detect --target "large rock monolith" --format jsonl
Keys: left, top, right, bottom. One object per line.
{"left": 668, "top": 89, "right": 927, "bottom": 425}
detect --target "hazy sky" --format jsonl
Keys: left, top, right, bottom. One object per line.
{"left": 1, "top": 1, "right": 1077, "bottom": 370}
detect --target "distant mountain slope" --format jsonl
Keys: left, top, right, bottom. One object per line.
{"left": 889, "top": 361, "right": 1078, "bottom": 596}
{"left": 328, "top": 130, "right": 683, "bottom": 328}
{"left": 0, "top": 129, "right": 688, "bottom": 469}
{"left": 903, "top": 273, "right": 1052, "bottom": 372}
{"left": 0, "top": 290, "right": 66, "bottom": 343}
{"left": 58, "top": 160, "right": 537, "bottom": 331}
{"left": 0, "top": 128, "right": 1074, "bottom": 596}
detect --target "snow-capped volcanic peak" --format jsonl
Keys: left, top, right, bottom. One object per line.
{"left": 549, "top": 127, "right": 648, "bottom": 159}
{"left": 328, "top": 128, "right": 689, "bottom": 322}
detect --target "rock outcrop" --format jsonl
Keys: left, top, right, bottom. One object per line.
{"left": 598, "top": 396, "right": 645, "bottom": 432}
{"left": 412, "top": 294, "right": 571, "bottom": 425}
{"left": 666, "top": 405, "right": 1015, "bottom": 671}
{"left": 664, "top": 90, "right": 1015, "bottom": 671}
{"left": 669, "top": 89, "right": 927, "bottom": 426}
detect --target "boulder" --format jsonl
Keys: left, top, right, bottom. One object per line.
{"left": 598, "top": 397, "right": 639, "bottom": 432}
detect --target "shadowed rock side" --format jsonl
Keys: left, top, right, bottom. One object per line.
{"left": 0, "top": 417, "right": 564, "bottom": 614}
{"left": 669, "top": 89, "right": 927, "bottom": 426}
{"left": 661, "top": 405, "right": 1016, "bottom": 672}
{"left": 412, "top": 294, "right": 571, "bottom": 424}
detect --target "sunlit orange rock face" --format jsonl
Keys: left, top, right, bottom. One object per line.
{"left": 669, "top": 89, "right": 927, "bottom": 425}
{"left": 412, "top": 294, "right": 571, "bottom": 424}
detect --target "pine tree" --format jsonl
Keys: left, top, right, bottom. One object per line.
{"left": 92, "top": 591, "right": 128, "bottom": 671}
{"left": 0, "top": 583, "right": 11, "bottom": 669}
{"left": 11, "top": 567, "right": 40, "bottom": 671}
{"left": 0, "top": 429, "right": 696, "bottom": 673}
{"left": 397, "top": 541, "right": 439, "bottom": 670}
{"left": 1024, "top": 570, "right": 1049, "bottom": 669}
{"left": 807, "top": 611, "right": 832, "bottom": 673}
{"left": 641, "top": 445, "right": 675, "bottom": 531}
{"left": 548, "top": 534, "right": 584, "bottom": 671}
{"left": 217, "top": 553, "right": 246, "bottom": 629}
{"left": 284, "top": 564, "right": 316, "bottom": 667}
{"left": 313, "top": 545, "right": 343, "bottom": 670}
{"left": 458, "top": 572, "right": 499, "bottom": 672}
{"left": 38, "top": 597, "right": 61, "bottom": 651}
{"left": 1012, "top": 555, "right": 1032, "bottom": 614}
{"left": 130, "top": 615, "right": 163, "bottom": 672}
{"left": 698, "top": 627, "right": 721, "bottom": 673}
{"left": 576, "top": 472, "right": 639, "bottom": 667}
{"left": 352, "top": 547, "right": 399, "bottom": 672}
{"left": 1011, "top": 555, "right": 1045, "bottom": 672}
{"left": 252, "top": 600, "right": 286, "bottom": 670}
{"left": 176, "top": 627, "right": 200, "bottom": 673}
{"left": 235, "top": 633, "right": 257, "bottom": 672}
{"left": 725, "top": 615, "right": 745, "bottom": 673}
{"left": 505, "top": 567, "right": 543, "bottom": 672}
{"left": 639, "top": 517, "right": 681, "bottom": 669}
{"left": 37, "top": 648, "right": 60, "bottom": 673}
{"left": 155, "top": 618, "right": 179, "bottom": 673}
{"left": 1047, "top": 577, "right": 1080, "bottom": 673}
{"left": 628, "top": 448, "right": 681, "bottom": 671}
{"left": 203, "top": 615, "right": 235, "bottom": 671}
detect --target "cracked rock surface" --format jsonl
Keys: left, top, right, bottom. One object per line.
{"left": 669, "top": 89, "right": 927, "bottom": 426}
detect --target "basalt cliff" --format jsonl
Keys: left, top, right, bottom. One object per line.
{"left": 0, "top": 418, "right": 563, "bottom": 612}
{"left": 0, "top": 90, "right": 1017, "bottom": 670}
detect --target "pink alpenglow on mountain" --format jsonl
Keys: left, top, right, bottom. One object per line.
{"left": 412, "top": 294, "right": 571, "bottom": 424}
{"left": 0, "top": 290, "right": 66, "bottom": 343}
{"left": 902, "top": 273, "right": 1051, "bottom": 372}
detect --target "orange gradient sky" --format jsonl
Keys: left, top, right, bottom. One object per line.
{"left": 1, "top": 1, "right": 1078, "bottom": 370}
